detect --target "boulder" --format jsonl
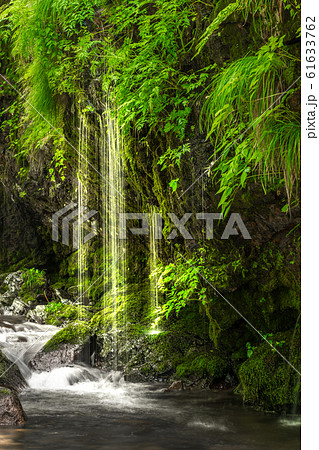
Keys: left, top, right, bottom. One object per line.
{"left": 3, "top": 271, "right": 24, "bottom": 296}
{"left": 0, "top": 388, "right": 26, "bottom": 425}
{"left": 0, "top": 349, "right": 26, "bottom": 393}
{"left": 0, "top": 271, "right": 25, "bottom": 311}
{"left": 0, "top": 292, "right": 16, "bottom": 306}
{"left": 0, "top": 349, "right": 27, "bottom": 425}
{"left": 7, "top": 298, "right": 28, "bottom": 316}
{"left": 29, "top": 343, "right": 88, "bottom": 372}
{"left": 168, "top": 380, "right": 184, "bottom": 391}
{"left": 26, "top": 305, "right": 47, "bottom": 324}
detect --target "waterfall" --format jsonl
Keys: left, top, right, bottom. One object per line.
{"left": 150, "top": 207, "right": 160, "bottom": 331}
{"left": 99, "top": 97, "right": 126, "bottom": 369}
{"left": 77, "top": 113, "right": 89, "bottom": 318}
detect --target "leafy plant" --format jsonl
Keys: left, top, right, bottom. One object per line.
{"left": 246, "top": 342, "right": 257, "bottom": 358}
{"left": 169, "top": 178, "right": 180, "bottom": 192}
{"left": 195, "top": 1, "right": 243, "bottom": 56}
{"left": 100, "top": 0, "right": 212, "bottom": 142}
{"left": 45, "top": 301, "right": 63, "bottom": 314}
{"left": 1, "top": 0, "right": 102, "bottom": 167}
{"left": 200, "top": 36, "right": 300, "bottom": 214}
{"left": 22, "top": 268, "right": 46, "bottom": 288}
{"left": 158, "top": 143, "right": 191, "bottom": 170}
{"left": 152, "top": 246, "right": 242, "bottom": 324}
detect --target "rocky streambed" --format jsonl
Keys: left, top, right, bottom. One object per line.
{"left": 0, "top": 289, "right": 300, "bottom": 448}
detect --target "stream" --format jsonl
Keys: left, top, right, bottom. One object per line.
{"left": 0, "top": 318, "right": 301, "bottom": 449}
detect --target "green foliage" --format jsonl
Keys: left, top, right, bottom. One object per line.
{"left": 244, "top": 0, "right": 301, "bottom": 35}
{"left": 0, "top": 95, "right": 23, "bottom": 153}
{"left": 100, "top": 0, "right": 211, "bottom": 141}
{"left": 45, "top": 301, "right": 63, "bottom": 315}
{"left": 152, "top": 246, "right": 243, "bottom": 327}
{"left": 158, "top": 143, "right": 191, "bottom": 170}
{"left": 1, "top": 0, "right": 102, "bottom": 175}
{"left": 22, "top": 268, "right": 46, "bottom": 288}
{"left": 169, "top": 178, "right": 179, "bottom": 192}
{"left": 200, "top": 36, "right": 300, "bottom": 213}
{"left": 246, "top": 342, "right": 256, "bottom": 358}
{"left": 195, "top": 1, "right": 242, "bottom": 56}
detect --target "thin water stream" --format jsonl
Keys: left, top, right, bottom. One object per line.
{"left": 0, "top": 319, "right": 300, "bottom": 449}
{"left": 98, "top": 99, "right": 126, "bottom": 370}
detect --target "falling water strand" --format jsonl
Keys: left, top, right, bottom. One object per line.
{"left": 77, "top": 113, "right": 89, "bottom": 320}
{"left": 150, "top": 207, "right": 159, "bottom": 330}
{"left": 99, "top": 98, "right": 126, "bottom": 370}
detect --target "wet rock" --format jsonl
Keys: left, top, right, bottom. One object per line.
{"left": 7, "top": 298, "right": 28, "bottom": 316}
{"left": 26, "top": 305, "right": 47, "bottom": 323}
{"left": 3, "top": 271, "right": 24, "bottom": 296}
{"left": 0, "top": 388, "right": 26, "bottom": 425}
{"left": 0, "top": 292, "right": 15, "bottom": 306}
{"left": 55, "top": 288, "right": 72, "bottom": 304}
{"left": 0, "top": 350, "right": 26, "bottom": 392}
{"left": 168, "top": 380, "right": 184, "bottom": 391}
{"left": 29, "top": 343, "right": 87, "bottom": 372}
{"left": 0, "top": 315, "right": 27, "bottom": 329}
{"left": 0, "top": 272, "right": 25, "bottom": 311}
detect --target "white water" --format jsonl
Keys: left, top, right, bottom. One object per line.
{"left": 0, "top": 317, "right": 300, "bottom": 450}
{"left": 0, "top": 321, "right": 59, "bottom": 379}
{"left": 0, "top": 318, "right": 156, "bottom": 411}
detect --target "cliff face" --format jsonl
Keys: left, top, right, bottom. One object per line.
{"left": 0, "top": 0, "right": 300, "bottom": 411}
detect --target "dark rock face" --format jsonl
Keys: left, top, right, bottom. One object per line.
{"left": 29, "top": 343, "right": 87, "bottom": 372}
{"left": 0, "top": 349, "right": 26, "bottom": 393}
{"left": 0, "top": 350, "right": 27, "bottom": 425}
{"left": 0, "top": 388, "right": 26, "bottom": 426}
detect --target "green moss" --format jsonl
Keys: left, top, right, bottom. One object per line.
{"left": 45, "top": 303, "right": 91, "bottom": 325}
{"left": 0, "top": 388, "right": 11, "bottom": 396}
{"left": 175, "top": 351, "right": 228, "bottom": 381}
{"left": 236, "top": 329, "right": 301, "bottom": 411}
{"left": 19, "top": 285, "right": 36, "bottom": 304}
{"left": 44, "top": 322, "right": 91, "bottom": 351}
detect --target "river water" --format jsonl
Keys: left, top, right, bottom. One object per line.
{"left": 0, "top": 319, "right": 301, "bottom": 449}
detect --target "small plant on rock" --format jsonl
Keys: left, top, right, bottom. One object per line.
{"left": 22, "top": 268, "right": 46, "bottom": 288}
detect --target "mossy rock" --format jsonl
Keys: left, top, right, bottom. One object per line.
{"left": 175, "top": 351, "right": 228, "bottom": 382}
{"left": 236, "top": 330, "right": 300, "bottom": 412}
{"left": 45, "top": 303, "right": 91, "bottom": 325}
{"left": 44, "top": 322, "right": 91, "bottom": 351}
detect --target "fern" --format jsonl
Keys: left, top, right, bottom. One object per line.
{"left": 200, "top": 36, "right": 300, "bottom": 213}
{"left": 1, "top": 0, "right": 102, "bottom": 155}
{"left": 195, "top": 1, "right": 243, "bottom": 56}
